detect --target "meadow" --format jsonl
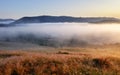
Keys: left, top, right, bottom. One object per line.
{"left": 0, "top": 44, "right": 120, "bottom": 75}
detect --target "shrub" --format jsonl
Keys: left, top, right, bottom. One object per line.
{"left": 92, "top": 58, "right": 112, "bottom": 69}
{"left": 57, "top": 51, "right": 69, "bottom": 54}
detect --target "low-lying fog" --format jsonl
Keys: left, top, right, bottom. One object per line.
{"left": 0, "top": 23, "right": 120, "bottom": 46}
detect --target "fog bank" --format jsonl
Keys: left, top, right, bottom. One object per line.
{"left": 0, "top": 23, "right": 120, "bottom": 47}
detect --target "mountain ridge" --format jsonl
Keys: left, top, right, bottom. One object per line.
{"left": 11, "top": 15, "right": 120, "bottom": 24}
{"left": 0, "top": 19, "right": 15, "bottom": 22}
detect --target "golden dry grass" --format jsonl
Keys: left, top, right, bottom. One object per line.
{"left": 0, "top": 44, "right": 120, "bottom": 75}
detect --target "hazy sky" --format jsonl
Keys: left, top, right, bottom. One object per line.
{"left": 0, "top": 0, "right": 120, "bottom": 19}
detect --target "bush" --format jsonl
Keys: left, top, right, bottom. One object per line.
{"left": 57, "top": 51, "right": 69, "bottom": 54}
{"left": 92, "top": 58, "right": 112, "bottom": 69}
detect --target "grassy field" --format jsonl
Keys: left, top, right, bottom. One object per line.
{"left": 1, "top": 44, "right": 120, "bottom": 75}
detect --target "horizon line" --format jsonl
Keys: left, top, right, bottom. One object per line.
{"left": 0, "top": 15, "right": 120, "bottom": 20}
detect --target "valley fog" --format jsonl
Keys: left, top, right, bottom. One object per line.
{"left": 0, "top": 23, "right": 120, "bottom": 46}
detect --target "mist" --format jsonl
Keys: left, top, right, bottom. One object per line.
{"left": 0, "top": 23, "right": 120, "bottom": 47}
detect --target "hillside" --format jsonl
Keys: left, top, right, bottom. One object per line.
{"left": 0, "top": 19, "right": 15, "bottom": 24}
{"left": 11, "top": 16, "right": 120, "bottom": 24}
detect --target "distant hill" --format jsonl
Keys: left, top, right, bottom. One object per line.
{"left": 11, "top": 15, "right": 120, "bottom": 24}
{"left": 0, "top": 19, "right": 15, "bottom": 25}
{"left": 0, "top": 19, "right": 14, "bottom": 21}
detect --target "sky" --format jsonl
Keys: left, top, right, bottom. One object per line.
{"left": 0, "top": 0, "right": 120, "bottom": 19}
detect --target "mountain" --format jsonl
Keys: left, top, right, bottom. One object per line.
{"left": 11, "top": 15, "right": 120, "bottom": 24}
{"left": 0, "top": 19, "right": 15, "bottom": 24}
{"left": 0, "top": 19, "right": 14, "bottom": 21}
